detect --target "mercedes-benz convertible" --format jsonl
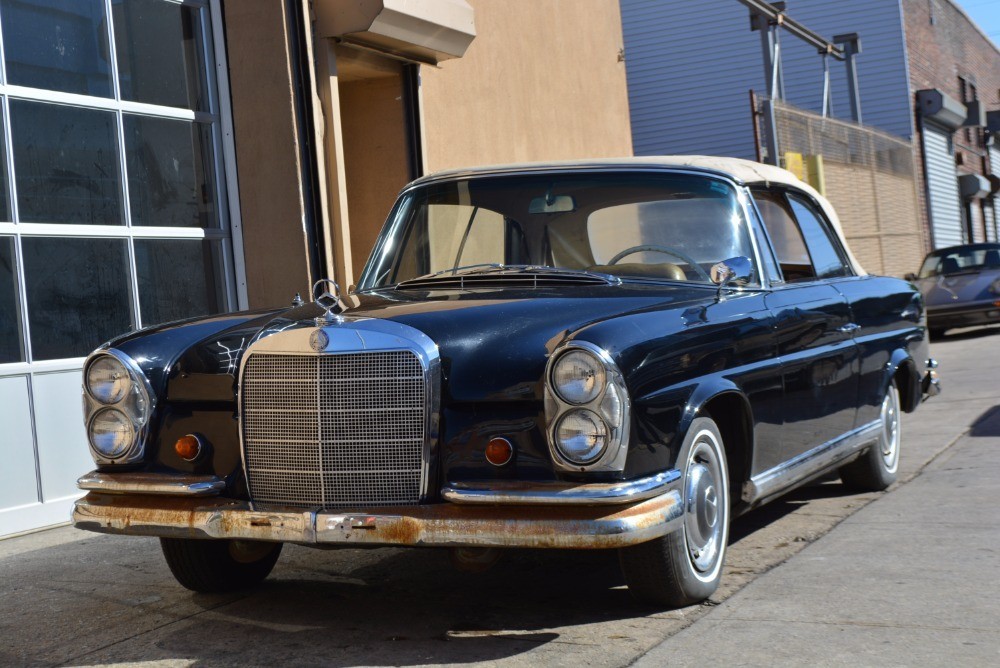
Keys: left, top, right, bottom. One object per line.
{"left": 73, "top": 157, "right": 939, "bottom": 607}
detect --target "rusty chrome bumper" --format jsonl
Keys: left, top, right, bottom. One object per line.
{"left": 72, "top": 481, "right": 684, "bottom": 550}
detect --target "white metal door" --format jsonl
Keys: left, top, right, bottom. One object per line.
{"left": 922, "top": 123, "right": 964, "bottom": 249}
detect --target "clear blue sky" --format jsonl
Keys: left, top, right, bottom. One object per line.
{"left": 954, "top": 0, "right": 1000, "bottom": 46}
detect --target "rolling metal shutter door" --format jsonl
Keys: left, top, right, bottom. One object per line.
{"left": 988, "top": 146, "right": 1000, "bottom": 242}
{"left": 923, "top": 124, "right": 964, "bottom": 248}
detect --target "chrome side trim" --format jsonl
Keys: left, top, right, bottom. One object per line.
{"left": 73, "top": 488, "right": 684, "bottom": 549}
{"left": 744, "top": 420, "right": 882, "bottom": 505}
{"left": 77, "top": 472, "right": 225, "bottom": 496}
{"left": 442, "top": 470, "right": 680, "bottom": 506}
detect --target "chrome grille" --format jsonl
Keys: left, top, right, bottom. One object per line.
{"left": 242, "top": 350, "right": 425, "bottom": 509}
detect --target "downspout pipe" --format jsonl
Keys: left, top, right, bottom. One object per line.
{"left": 285, "top": 0, "right": 326, "bottom": 285}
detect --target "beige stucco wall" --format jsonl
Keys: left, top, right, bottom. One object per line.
{"left": 224, "top": 0, "right": 313, "bottom": 308}
{"left": 339, "top": 73, "right": 411, "bottom": 271}
{"left": 419, "top": 0, "right": 633, "bottom": 172}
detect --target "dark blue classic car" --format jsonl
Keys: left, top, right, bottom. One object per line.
{"left": 907, "top": 243, "right": 1000, "bottom": 337}
{"left": 74, "top": 157, "right": 939, "bottom": 607}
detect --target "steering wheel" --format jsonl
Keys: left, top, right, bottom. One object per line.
{"left": 607, "top": 245, "right": 711, "bottom": 282}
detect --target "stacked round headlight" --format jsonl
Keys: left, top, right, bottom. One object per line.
{"left": 86, "top": 355, "right": 132, "bottom": 404}
{"left": 554, "top": 409, "right": 608, "bottom": 464}
{"left": 548, "top": 346, "right": 627, "bottom": 468}
{"left": 551, "top": 350, "right": 606, "bottom": 405}
{"left": 89, "top": 408, "right": 136, "bottom": 458}
{"left": 83, "top": 352, "right": 151, "bottom": 463}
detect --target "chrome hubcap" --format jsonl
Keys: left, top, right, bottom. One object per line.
{"left": 880, "top": 386, "right": 900, "bottom": 472}
{"left": 685, "top": 435, "right": 725, "bottom": 573}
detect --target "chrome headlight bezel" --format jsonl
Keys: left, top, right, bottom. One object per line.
{"left": 82, "top": 349, "right": 155, "bottom": 464}
{"left": 544, "top": 341, "right": 630, "bottom": 473}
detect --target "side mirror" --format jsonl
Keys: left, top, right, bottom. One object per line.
{"left": 710, "top": 256, "right": 754, "bottom": 301}
{"left": 904, "top": 272, "right": 917, "bottom": 282}
{"left": 711, "top": 256, "right": 753, "bottom": 286}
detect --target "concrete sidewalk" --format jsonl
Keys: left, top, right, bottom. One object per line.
{"left": 635, "top": 405, "right": 1000, "bottom": 667}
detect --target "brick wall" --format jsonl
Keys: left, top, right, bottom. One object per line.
{"left": 824, "top": 162, "right": 924, "bottom": 276}
{"left": 904, "top": 0, "right": 1000, "bottom": 247}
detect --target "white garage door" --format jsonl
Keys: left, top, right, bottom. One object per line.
{"left": 922, "top": 123, "right": 964, "bottom": 249}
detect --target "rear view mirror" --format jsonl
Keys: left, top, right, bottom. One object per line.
{"left": 529, "top": 194, "right": 575, "bottom": 214}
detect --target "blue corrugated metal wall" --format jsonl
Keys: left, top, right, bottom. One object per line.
{"left": 621, "top": 0, "right": 913, "bottom": 159}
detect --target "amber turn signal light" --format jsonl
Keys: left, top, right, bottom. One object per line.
{"left": 174, "top": 434, "right": 203, "bottom": 462}
{"left": 485, "top": 437, "right": 514, "bottom": 466}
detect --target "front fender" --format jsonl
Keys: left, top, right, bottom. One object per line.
{"left": 627, "top": 374, "right": 752, "bottom": 478}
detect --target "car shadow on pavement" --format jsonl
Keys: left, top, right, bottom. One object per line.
{"left": 127, "top": 479, "right": 870, "bottom": 667}
{"left": 968, "top": 405, "right": 1000, "bottom": 437}
{"left": 131, "top": 546, "right": 636, "bottom": 666}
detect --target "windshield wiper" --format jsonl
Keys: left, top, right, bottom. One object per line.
{"left": 393, "top": 264, "right": 622, "bottom": 288}
{"left": 403, "top": 264, "right": 616, "bottom": 282}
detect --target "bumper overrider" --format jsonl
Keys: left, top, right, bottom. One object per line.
{"left": 73, "top": 471, "right": 683, "bottom": 549}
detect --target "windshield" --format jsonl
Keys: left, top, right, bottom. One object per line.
{"left": 359, "top": 172, "right": 757, "bottom": 289}
{"left": 918, "top": 244, "right": 1000, "bottom": 278}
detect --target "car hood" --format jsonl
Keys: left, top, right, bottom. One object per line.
{"left": 110, "top": 284, "right": 719, "bottom": 403}
{"left": 916, "top": 270, "right": 1000, "bottom": 307}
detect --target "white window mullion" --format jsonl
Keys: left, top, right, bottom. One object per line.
{"left": 200, "top": 5, "right": 236, "bottom": 309}
{"left": 210, "top": 0, "right": 249, "bottom": 309}
{"left": 0, "top": 86, "right": 215, "bottom": 123}
{"left": 105, "top": 0, "right": 143, "bottom": 332}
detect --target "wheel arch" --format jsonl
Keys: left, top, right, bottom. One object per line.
{"left": 888, "top": 349, "right": 920, "bottom": 413}
{"left": 681, "top": 383, "right": 754, "bottom": 510}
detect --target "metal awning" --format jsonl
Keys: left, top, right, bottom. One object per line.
{"left": 917, "top": 89, "right": 967, "bottom": 131}
{"left": 314, "top": 0, "right": 476, "bottom": 65}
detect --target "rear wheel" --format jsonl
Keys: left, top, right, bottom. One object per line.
{"left": 840, "top": 381, "right": 901, "bottom": 491}
{"left": 160, "top": 538, "right": 282, "bottom": 593}
{"left": 619, "top": 417, "right": 729, "bottom": 607}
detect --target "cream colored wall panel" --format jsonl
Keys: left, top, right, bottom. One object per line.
{"left": 420, "top": 0, "right": 632, "bottom": 172}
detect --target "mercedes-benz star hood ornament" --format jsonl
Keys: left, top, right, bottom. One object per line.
{"left": 313, "top": 278, "right": 344, "bottom": 325}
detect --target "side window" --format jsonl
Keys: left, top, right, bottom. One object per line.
{"left": 752, "top": 189, "right": 815, "bottom": 282}
{"left": 785, "top": 194, "right": 851, "bottom": 279}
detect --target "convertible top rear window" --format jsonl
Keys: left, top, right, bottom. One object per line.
{"left": 360, "top": 172, "right": 757, "bottom": 289}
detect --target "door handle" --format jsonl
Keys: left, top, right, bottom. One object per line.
{"left": 839, "top": 323, "right": 861, "bottom": 334}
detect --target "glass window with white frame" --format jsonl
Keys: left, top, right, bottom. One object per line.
{"left": 0, "top": 0, "right": 237, "bottom": 364}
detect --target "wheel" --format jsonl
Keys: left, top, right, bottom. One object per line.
{"left": 929, "top": 328, "right": 946, "bottom": 340}
{"left": 840, "top": 381, "right": 901, "bottom": 491}
{"left": 619, "top": 417, "right": 730, "bottom": 607}
{"left": 160, "top": 538, "right": 282, "bottom": 593}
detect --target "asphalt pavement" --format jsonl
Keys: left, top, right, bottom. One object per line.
{"left": 0, "top": 325, "right": 997, "bottom": 667}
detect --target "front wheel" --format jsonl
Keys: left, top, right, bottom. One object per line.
{"left": 619, "top": 417, "right": 730, "bottom": 607}
{"left": 160, "top": 538, "right": 282, "bottom": 593}
{"left": 840, "top": 381, "right": 901, "bottom": 491}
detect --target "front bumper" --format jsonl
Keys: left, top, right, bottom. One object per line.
{"left": 73, "top": 472, "right": 684, "bottom": 549}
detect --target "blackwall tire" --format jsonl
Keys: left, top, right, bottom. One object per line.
{"left": 840, "top": 381, "right": 901, "bottom": 492}
{"left": 619, "top": 417, "right": 729, "bottom": 607}
{"left": 160, "top": 538, "right": 282, "bottom": 593}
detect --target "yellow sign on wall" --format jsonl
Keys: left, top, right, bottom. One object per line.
{"left": 782, "top": 151, "right": 804, "bottom": 179}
